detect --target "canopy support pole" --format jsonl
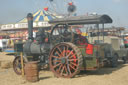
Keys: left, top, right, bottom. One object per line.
{"left": 102, "top": 23, "right": 104, "bottom": 43}
{"left": 97, "top": 24, "right": 99, "bottom": 42}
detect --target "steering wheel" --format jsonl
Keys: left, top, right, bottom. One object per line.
{"left": 61, "top": 31, "right": 72, "bottom": 42}
{"left": 51, "top": 35, "right": 64, "bottom": 44}
{"left": 50, "top": 24, "right": 74, "bottom": 44}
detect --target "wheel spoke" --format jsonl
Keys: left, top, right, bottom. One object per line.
{"left": 68, "top": 59, "right": 78, "bottom": 61}
{"left": 53, "top": 63, "right": 61, "bottom": 68}
{"left": 68, "top": 53, "right": 77, "bottom": 59}
{"left": 70, "top": 62, "right": 77, "bottom": 67}
{"left": 16, "top": 68, "right": 21, "bottom": 72}
{"left": 52, "top": 60, "right": 61, "bottom": 63}
{"left": 67, "top": 50, "right": 73, "bottom": 58}
{"left": 61, "top": 66, "right": 65, "bottom": 75}
{"left": 57, "top": 47, "right": 63, "bottom": 57}
{"left": 56, "top": 51, "right": 63, "bottom": 58}
{"left": 64, "top": 65, "right": 68, "bottom": 75}
{"left": 63, "top": 46, "right": 66, "bottom": 57}
{"left": 58, "top": 64, "right": 63, "bottom": 73}
{"left": 69, "top": 64, "right": 76, "bottom": 71}
{"left": 15, "top": 62, "right": 18, "bottom": 66}
{"left": 57, "top": 46, "right": 62, "bottom": 53}
{"left": 16, "top": 60, "right": 21, "bottom": 66}
{"left": 66, "top": 45, "right": 69, "bottom": 55}
{"left": 67, "top": 64, "right": 71, "bottom": 75}
{"left": 16, "top": 67, "right": 21, "bottom": 70}
{"left": 52, "top": 55, "right": 60, "bottom": 59}
{"left": 16, "top": 59, "right": 20, "bottom": 64}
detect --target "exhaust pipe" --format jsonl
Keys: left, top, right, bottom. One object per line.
{"left": 27, "top": 13, "right": 34, "bottom": 40}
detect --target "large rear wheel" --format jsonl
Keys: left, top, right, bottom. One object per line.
{"left": 49, "top": 42, "right": 83, "bottom": 78}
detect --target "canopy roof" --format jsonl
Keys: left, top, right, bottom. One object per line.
{"left": 49, "top": 14, "right": 113, "bottom": 25}
{"left": 19, "top": 10, "right": 57, "bottom": 23}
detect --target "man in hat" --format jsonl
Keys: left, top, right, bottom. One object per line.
{"left": 75, "top": 28, "right": 89, "bottom": 45}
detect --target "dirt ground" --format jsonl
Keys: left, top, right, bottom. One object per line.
{"left": 0, "top": 52, "right": 128, "bottom": 85}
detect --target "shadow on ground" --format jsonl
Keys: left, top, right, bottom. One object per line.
{"left": 6, "top": 53, "right": 15, "bottom": 55}
{"left": 77, "top": 62, "right": 128, "bottom": 78}
{"left": 39, "top": 76, "right": 51, "bottom": 80}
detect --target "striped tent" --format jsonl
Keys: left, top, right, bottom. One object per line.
{"left": 19, "top": 10, "right": 57, "bottom": 23}
{"left": 0, "top": 9, "right": 63, "bottom": 31}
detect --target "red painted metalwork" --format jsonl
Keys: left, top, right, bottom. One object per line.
{"left": 63, "top": 50, "right": 77, "bottom": 62}
{"left": 86, "top": 44, "right": 93, "bottom": 55}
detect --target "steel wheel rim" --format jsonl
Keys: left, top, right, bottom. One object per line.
{"left": 13, "top": 57, "right": 22, "bottom": 75}
{"left": 49, "top": 43, "right": 81, "bottom": 78}
{"left": 13, "top": 56, "right": 27, "bottom": 75}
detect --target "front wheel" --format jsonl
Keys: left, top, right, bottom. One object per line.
{"left": 13, "top": 56, "right": 28, "bottom": 75}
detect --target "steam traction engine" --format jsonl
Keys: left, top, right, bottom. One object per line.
{"left": 13, "top": 13, "right": 127, "bottom": 78}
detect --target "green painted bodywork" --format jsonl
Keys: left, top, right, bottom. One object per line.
{"left": 77, "top": 43, "right": 115, "bottom": 70}
{"left": 78, "top": 45, "right": 99, "bottom": 70}
{"left": 85, "top": 57, "right": 98, "bottom": 69}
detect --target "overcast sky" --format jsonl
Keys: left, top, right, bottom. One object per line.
{"left": 0, "top": 0, "right": 128, "bottom": 28}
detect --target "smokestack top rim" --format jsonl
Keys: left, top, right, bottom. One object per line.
{"left": 27, "top": 13, "right": 33, "bottom": 20}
